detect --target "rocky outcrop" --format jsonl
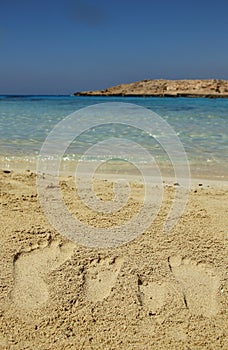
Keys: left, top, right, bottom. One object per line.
{"left": 74, "top": 79, "right": 228, "bottom": 98}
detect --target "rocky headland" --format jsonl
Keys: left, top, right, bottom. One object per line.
{"left": 74, "top": 79, "right": 228, "bottom": 98}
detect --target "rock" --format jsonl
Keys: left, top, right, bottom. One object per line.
{"left": 74, "top": 79, "right": 228, "bottom": 98}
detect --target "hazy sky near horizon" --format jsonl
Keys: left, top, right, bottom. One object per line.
{"left": 1, "top": 0, "right": 228, "bottom": 94}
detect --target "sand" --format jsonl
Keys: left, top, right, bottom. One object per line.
{"left": 0, "top": 169, "right": 227, "bottom": 349}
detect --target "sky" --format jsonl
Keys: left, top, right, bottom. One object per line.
{"left": 0, "top": 0, "right": 228, "bottom": 94}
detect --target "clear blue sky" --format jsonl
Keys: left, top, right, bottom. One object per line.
{"left": 1, "top": 0, "right": 228, "bottom": 94}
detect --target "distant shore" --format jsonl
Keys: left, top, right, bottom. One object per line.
{"left": 74, "top": 79, "right": 228, "bottom": 98}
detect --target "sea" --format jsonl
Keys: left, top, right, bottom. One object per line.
{"left": 0, "top": 95, "right": 227, "bottom": 179}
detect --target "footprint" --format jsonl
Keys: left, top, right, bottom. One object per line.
{"left": 0, "top": 333, "right": 8, "bottom": 348}
{"left": 138, "top": 280, "right": 177, "bottom": 315}
{"left": 168, "top": 256, "right": 220, "bottom": 317}
{"left": 85, "top": 257, "right": 123, "bottom": 302}
{"left": 12, "top": 240, "right": 75, "bottom": 310}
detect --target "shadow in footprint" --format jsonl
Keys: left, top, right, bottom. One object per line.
{"left": 168, "top": 256, "right": 220, "bottom": 317}
{"left": 12, "top": 240, "right": 75, "bottom": 310}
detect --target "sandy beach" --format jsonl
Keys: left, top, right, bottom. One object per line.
{"left": 1, "top": 0, "right": 228, "bottom": 347}
{"left": 0, "top": 168, "right": 227, "bottom": 349}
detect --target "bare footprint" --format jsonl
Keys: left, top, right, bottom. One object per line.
{"left": 168, "top": 256, "right": 220, "bottom": 317}
{"left": 12, "top": 240, "right": 75, "bottom": 310}
{"left": 0, "top": 333, "right": 8, "bottom": 348}
{"left": 139, "top": 280, "right": 177, "bottom": 315}
{"left": 85, "top": 257, "right": 123, "bottom": 302}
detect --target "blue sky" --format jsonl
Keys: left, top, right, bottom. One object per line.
{"left": 1, "top": 0, "right": 228, "bottom": 94}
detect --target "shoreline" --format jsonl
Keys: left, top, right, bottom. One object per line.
{"left": 1, "top": 167, "right": 228, "bottom": 189}
{"left": 75, "top": 92, "right": 228, "bottom": 98}
{"left": 1, "top": 93, "right": 228, "bottom": 99}
{"left": 1, "top": 155, "right": 228, "bottom": 182}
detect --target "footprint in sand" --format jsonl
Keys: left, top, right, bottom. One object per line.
{"left": 12, "top": 240, "right": 75, "bottom": 310}
{"left": 168, "top": 256, "right": 220, "bottom": 317}
{"left": 85, "top": 257, "right": 123, "bottom": 302}
{"left": 138, "top": 279, "right": 178, "bottom": 316}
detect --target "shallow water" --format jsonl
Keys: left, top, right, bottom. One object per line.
{"left": 0, "top": 95, "right": 227, "bottom": 179}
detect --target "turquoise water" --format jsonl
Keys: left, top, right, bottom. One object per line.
{"left": 0, "top": 95, "right": 227, "bottom": 178}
